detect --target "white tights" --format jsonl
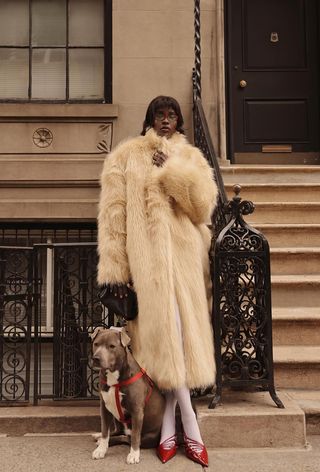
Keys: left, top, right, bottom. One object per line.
{"left": 160, "top": 387, "right": 203, "bottom": 444}
{"left": 159, "top": 299, "right": 203, "bottom": 445}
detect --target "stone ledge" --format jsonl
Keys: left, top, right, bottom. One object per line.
{"left": 0, "top": 406, "right": 100, "bottom": 436}
{"left": 197, "top": 391, "right": 306, "bottom": 448}
{"left": 0, "top": 393, "right": 307, "bottom": 449}
{"left": 0, "top": 103, "right": 119, "bottom": 119}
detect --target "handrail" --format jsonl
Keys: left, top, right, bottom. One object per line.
{"left": 192, "top": 78, "right": 230, "bottom": 238}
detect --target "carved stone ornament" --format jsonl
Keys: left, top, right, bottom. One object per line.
{"left": 33, "top": 128, "right": 53, "bottom": 148}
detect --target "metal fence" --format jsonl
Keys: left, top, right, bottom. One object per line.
{"left": 0, "top": 226, "right": 125, "bottom": 404}
{"left": 0, "top": 246, "right": 33, "bottom": 403}
{"left": 33, "top": 242, "right": 119, "bottom": 404}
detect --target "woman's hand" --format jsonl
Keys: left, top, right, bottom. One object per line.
{"left": 108, "top": 282, "right": 134, "bottom": 298}
{"left": 152, "top": 150, "right": 169, "bottom": 167}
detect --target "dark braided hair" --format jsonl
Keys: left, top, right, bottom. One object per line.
{"left": 141, "top": 95, "right": 185, "bottom": 136}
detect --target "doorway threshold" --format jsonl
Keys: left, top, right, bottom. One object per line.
{"left": 234, "top": 153, "right": 320, "bottom": 165}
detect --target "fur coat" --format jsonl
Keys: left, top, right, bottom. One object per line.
{"left": 97, "top": 128, "right": 218, "bottom": 390}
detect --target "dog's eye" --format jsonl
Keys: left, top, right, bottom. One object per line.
{"left": 109, "top": 344, "right": 116, "bottom": 349}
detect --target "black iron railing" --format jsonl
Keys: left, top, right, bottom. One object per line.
{"left": 193, "top": 94, "right": 283, "bottom": 409}
{"left": 192, "top": 92, "right": 229, "bottom": 238}
{"left": 192, "top": 0, "right": 282, "bottom": 409}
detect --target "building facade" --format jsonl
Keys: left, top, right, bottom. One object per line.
{"left": 0, "top": 0, "right": 319, "bottom": 403}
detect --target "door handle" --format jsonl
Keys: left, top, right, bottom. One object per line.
{"left": 239, "top": 80, "right": 247, "bottom": 88}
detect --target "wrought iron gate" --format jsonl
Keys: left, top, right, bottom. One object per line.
{"left": 33, "top": 242, "right": 118, "bottom": 404}
{"left": 0, "top": 246, "right": 33, "bottom": 403}
{"left": 0, "top": 226, "right": 120, "bottom": 405}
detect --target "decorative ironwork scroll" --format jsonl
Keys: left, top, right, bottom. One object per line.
{"left": 210, "top": 186, "right": 283, "bottom": 409}
{"left": 0, "top": 247, "right": 33, "bottom": 403}
{"left": 51, "top": 243, "right": 111, "bottom": 400}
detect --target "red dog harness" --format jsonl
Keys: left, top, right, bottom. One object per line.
{"left": 100, "top": 368, "right": 154, "bottom": 426}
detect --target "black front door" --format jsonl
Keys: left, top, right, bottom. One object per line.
{"left": 226, "top": 0, "right": 320, "bottom": 162}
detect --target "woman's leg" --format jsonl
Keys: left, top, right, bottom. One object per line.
{"left": 175, "top": 386, "right": 203, "bottom": 444}
{"left": 160, "top": 391, "right": 177, "bottom": 443}
{"left": 173, "top": 297, "right": 203, "bottom": 443}
{"left": 158, "top": 298, "right": 207, "bottom": 465}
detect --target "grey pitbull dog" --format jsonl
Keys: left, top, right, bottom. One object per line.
{"left": 91, "top": 327, "right": 165, "bottom": 464}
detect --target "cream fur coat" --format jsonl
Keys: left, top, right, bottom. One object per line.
{"left": 97, "top": 128, "right": 218, "bottom": 390}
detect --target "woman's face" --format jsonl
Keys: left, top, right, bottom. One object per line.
{"left": 153, "top": 107, "right": 178, "bottom": 138}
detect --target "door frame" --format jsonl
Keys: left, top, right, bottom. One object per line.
{"left": 223, "top": 0, "right": 320, "bottom": 164}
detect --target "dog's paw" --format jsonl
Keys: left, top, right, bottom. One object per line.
{"left": 92, "top": 439, "right": 108, "bottom": 460}
{"left": 126, "top": 447, "right": 140, "bottom": 464}
{"left": 92, "top": 445, "right": 107, "bottom": 460}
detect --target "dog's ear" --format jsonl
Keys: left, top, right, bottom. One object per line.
{"left": 120, "top": 329, "right": 131, "bottom": 347}
{"left": 90, "top": 326, "right": 106, "bottom": 341}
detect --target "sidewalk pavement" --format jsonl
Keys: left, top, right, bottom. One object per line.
{"left": 1, "top": 434, "right": 320, "bottom": 472}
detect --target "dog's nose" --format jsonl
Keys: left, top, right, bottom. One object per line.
{"left": 92, "top": 356, "right": 100, "bottom": 364}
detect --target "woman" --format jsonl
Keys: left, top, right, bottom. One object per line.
{"left": 97, "top": 96, "right": 218, "bottom": 467}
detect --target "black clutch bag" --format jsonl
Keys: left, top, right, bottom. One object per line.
{"left": 98, "top": 284, "right": 138, "bottom": 321}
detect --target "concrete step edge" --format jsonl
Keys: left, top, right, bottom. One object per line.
{"left": 225, "top": 183, "right": 320, "bottom": 188}
{"left": 221, "top": 165, "right": 320, "bottom": 171}
{"left": 271, "top": 275, "right": 320, "bottom": 284}
{"left": 256, "top": 224, "right": 320, "bottom": 229}
{"left": 273, "top": 346, "right": 320, "bottom": 364}
{"left": 252, "top": 202, "right": 320, "bottom": 208}
{"left": 272, "top": 308, "right": 320, "bottom": 321}
{"left": 285, "top": 389, "right": 320, "bottom": 415}
{"left": 270, "top": 247, "right": 320, "bottom": 254}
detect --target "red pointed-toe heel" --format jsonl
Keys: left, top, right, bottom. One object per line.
{"left": 184, "top": 433, "right": 209, "bottom": 467}
{"left": 157, "top": 434, "right": 178, "bottom": 463}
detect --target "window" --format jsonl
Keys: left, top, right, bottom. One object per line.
{"left": 0, "top": 0, "right": 112, "bottom": 102}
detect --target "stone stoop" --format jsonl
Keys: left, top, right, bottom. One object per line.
{"left": 222, "top": 165, "right": 320, "bottom": 392}
{"left": 197, "top": 392, "right": 306, "bottom": 448}
{"left": 0, "top": 392, "right": 308, "bottom": 450}
{"left": 0, "top": 404, "right": 100, "bottom": 437}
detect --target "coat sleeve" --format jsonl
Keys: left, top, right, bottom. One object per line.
{"left": 155, "top": 147, "right": 218, "bottom": 225}
{"left": 97, "top": 151, "right": 130, "bottom": 285}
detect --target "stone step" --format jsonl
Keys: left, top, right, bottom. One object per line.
{"left": 273, "top": 346, "right": 320, "bottom": 390}
{"left": 226, "top": 183, "right": 320, "bottom": 202}
{"left": 197, "top": 391, "right": 306, "bottom": 448}
{"left": 271, "top": 275, "right": 320, "bottom": 307}
{"left": 0, "top": 393, "right": 306, "bottom": 448}
{"left": 256, "top": 224, "right": 320, "bottom": 248}
{"left": 286, "top": 389, "right": 320, "bottom": 435}
{"left": 221, "top": 165, "right": 320, "bottom": 184}
{"left": 0, "top": 405, "right": 100, "bottom": 436}
{"left": 270, "top": 248, "right": 320, "bottom": 274}
{"left": 272, "top": 308, "right": 320, "bottom": 345}
{"left": 0, "top": 157, "right": 103, "bottom": 181}
{"left": 245, "top": 202, "right": 320, "bottom": 224}
{"left": 0, "top": 199, "right": 98, "bottom": 220}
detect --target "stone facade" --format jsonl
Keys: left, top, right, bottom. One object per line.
{"left": 0, "top": 0, "right": 225, "bottom": 221}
